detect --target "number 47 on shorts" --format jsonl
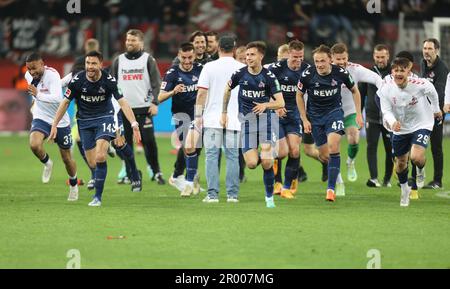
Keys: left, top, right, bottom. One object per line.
{"left": 332, "top": 121, "right": 344, "bottom": 131}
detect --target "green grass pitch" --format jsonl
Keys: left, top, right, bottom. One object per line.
{"left": 0, "top": 135, "right": 449, "bottom": 268}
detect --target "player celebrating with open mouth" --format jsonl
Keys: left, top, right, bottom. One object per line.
{"left": 379, "top": 57, "right": 441, "bottom": 207}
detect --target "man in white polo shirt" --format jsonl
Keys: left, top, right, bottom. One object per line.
{"left": 196, "top": 35, "right": 245, "bottom": 202}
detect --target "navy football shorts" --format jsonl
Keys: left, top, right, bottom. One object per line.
{"left": 78, "top": 116, "right": 116, "bottom": 151}
{"left": 31, "top": 118, "right": 72, "bottom": 150}
{"left": 391, "top": 129, "right": 431, "bottom": 157}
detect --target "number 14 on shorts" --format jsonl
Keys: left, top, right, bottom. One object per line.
{"left": 103, "top": 122, "right": 116, "bottom": 133}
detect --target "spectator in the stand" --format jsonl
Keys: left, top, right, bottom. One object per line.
{"left": 269, "top": 0, "right": 293, "bottom": 26}
{"left": 106, "top": 0, "right": 130, "bottom": 53}
{"left": 206, "top": 31, "right": 219, "bottom": 61}
{"left": 162, "top": 0, "right": 190, "bottom": 26}
{"left": 401, "top": 0, "right": 434, "bottom": 21}
{"left": 309, "top": 0, "right": 353, "bottom": 46}
{"left": 244, "top": 0, "right": 270, "bottom": 41}
{"left": 122, "top": 0, "right": 161, "bottom": 25}
{"left": 12, "top": 63, "right": 29, "bottom": 91}
{"left": 294, "top": 0, "right": 314, "bottom": 24}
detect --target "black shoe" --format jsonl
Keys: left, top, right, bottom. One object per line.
{"left": 298, "top": 172, "right": 308, "bottom": 183}
{"left": 131, "top": 179, "right": 142, "bottom": 192}
{"left": 321, "top": 163, "right": 328, "bottom": 182}
{"left": 131, "top": 170, "right": 143, "bottom": 192}
{"left": 155, "top": 172, "right": 166, "bottom": 185}
{"left": 366, "top": 179, "right": 381, "bottom": 188}
{"left": 423, "top": 181, "right": 442, "bottom": 189}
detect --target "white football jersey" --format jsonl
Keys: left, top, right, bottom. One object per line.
{"left": 340, "top": 62, "right": 382, "bottom": 117}
{"left": 25, "top": 66, "right": 70, "bottom": 127}
{"left": 378, "top": 76, "right": 440, "bottom": 135}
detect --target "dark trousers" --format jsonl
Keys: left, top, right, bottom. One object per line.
{"left": 122, "top": 111, "right": 161, "bottom": 174}
{"left": 366, "top": 122, "right": 393, "bottom": 182}
{"left": 429, "top": 121, "right": 444, "bottom": 183}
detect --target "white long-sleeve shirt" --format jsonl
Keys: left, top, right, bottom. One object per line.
{"left": 25, "top": 66, "right": 70, "bottom": 127}
{"left": 341, "top": 62, "right": 382, "bottom": 117}
{"left": 379, "top": 76, "right": 440, "bottom": 135}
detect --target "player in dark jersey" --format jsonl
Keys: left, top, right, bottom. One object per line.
{"left": 159, "top": 42, "right": 203, "bottom": 197}
{"left": 222, "top": 41, "right": 284, "bottom": 208}
{"left": 296, "top": 45, "right": 363, "bottom": 202}
{"left": 268, "top": 40, "right": 310, "bottom": 199}
{"left": 50, "top": 51, "right": 141, "bottom": 207}
{"left": 61, "top": 38, "right": 116, "bottom": 190}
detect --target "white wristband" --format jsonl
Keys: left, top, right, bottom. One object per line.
{"left": 131, "top": 121, "right": 139, "bottom": 128}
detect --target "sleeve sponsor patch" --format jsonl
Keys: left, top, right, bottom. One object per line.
{"left": 64, "top": 89, "right": 72, "bottom": 98}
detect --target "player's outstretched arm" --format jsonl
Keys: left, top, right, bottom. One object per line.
{"left": 61, "top": 73, "right": 73, "bottom": 89}
{"left": 49, "top": 98, "right": 70, "bottom": 141}
{"left": 117, "top": 98, "right": 141, "bottom": 143}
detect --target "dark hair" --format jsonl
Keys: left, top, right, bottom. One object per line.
{"left": 395, "top": 51, "right": 414, "bottom": 63}
{"left": 189, "top": 30, "right": 207, "bottom": 43}
{"left": 374, "top": 44, "right": 389, "bottom": 52}
{"left": 246, "top": 41, "right": 266, "bottom": 55}
{"left": 391, "top": 57, "right": 411, "bottom": 69}
{"left": 127, "top": 29, "right": 144, "bottom": 41}
{"left": 288, "top": 40, "right": 304, "bottom": 51}
{"left": 423, "top": 38, "right": 440, "bottom": 50}
{"left": 312, "top": 44, "right": 331, "bottom": 57}
{"left": 85, "top": 50, "right": 103, "bottom": 62}
{"left": 179, "top": 42, "right": 195, "bottom": 52}
{"left": 330, "top": 43, "right": 348, "bottom": 54}
{"left": 205, "top": 31, "right": 219, "bottom": 41}
{"left": 25, "top": 52, "right": 42, "bottom": 63}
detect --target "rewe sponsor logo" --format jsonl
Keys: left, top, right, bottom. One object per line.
{"left": 242, "top": 90, "right": 266, "bottom": 98}
{"left": 313, "top": 88, "right": 339, "bottom": 97}
{"left": 81, "top": 95, "right": 106, "bottom": 102}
